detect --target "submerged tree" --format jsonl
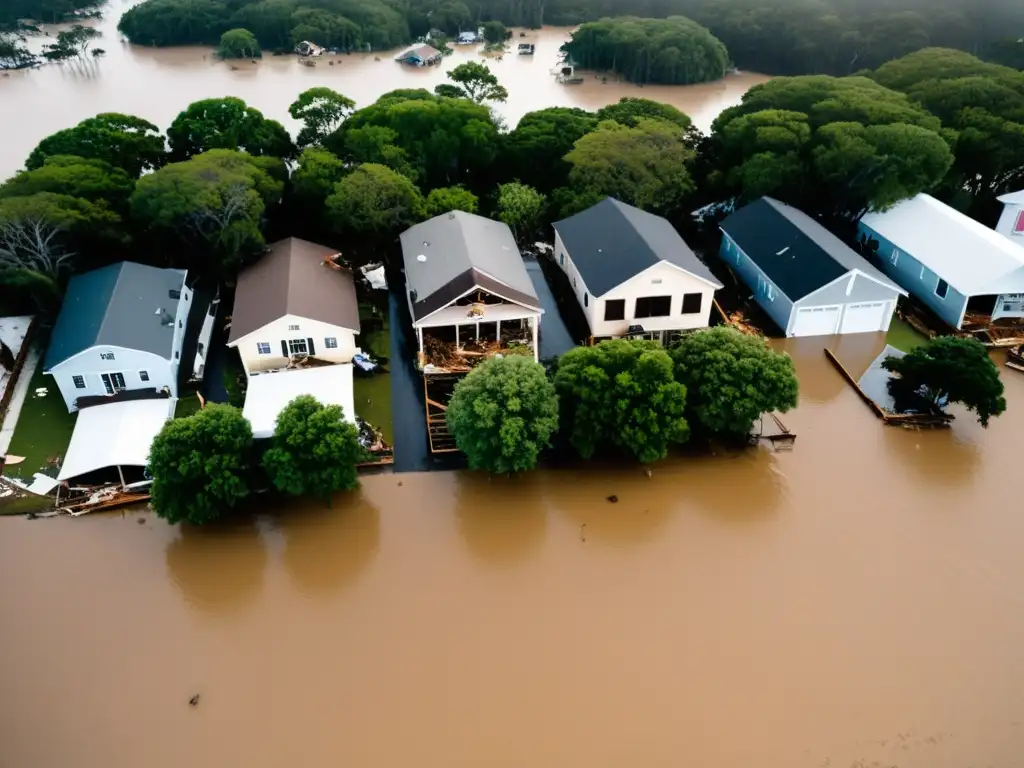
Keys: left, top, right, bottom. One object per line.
{"left": 882, "top": 336, "right": 1006, "bottom": 427}
{"left": 218, "top": 27, "right": 261, "bottom": 58}
{"left": 435, "top": 61, "right": 508, "bottom": 104}
{"left": 262, "top": 395, "right": 364, "bottom": 500}
{"left": 671, "top": 327, "right": 799, "bottom": 437}
{"left": 447, "top": 357, "right": 559, "bottom": 474}
{"left": 288, "top": 87, "right": 356, "bottom": 148}
{"left": 42, "top": 25, "right": 101, "bottom": 61}
{"left": 148, "top": 403, "right": 254, "bottom": 525}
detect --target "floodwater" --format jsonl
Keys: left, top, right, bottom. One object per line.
{"left": 0, "top": 0, "right": 769, "bottom": 179}
{"left": 3, "top": 332, "right": 1024, "bottom": 767}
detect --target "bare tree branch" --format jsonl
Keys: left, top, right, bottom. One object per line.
{"left": 0, "top": 217, "right": 76, "bottom": 278}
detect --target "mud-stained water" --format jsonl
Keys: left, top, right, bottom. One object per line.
{"left": 0, "top": 0, "right": 768, "bottom": 179}
{"left": 2, "top": 334, "right": 1024, "bottom": 767}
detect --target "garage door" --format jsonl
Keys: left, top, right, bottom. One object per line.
{"left": 840, "top": 301, "right": 890, "bottom": 334}
{"left": 790, "top": 306, "right": 841, "bottom": 337}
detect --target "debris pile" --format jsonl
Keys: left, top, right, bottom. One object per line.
{"left": 725, "top": 309, "right": 763, "bottom": 337}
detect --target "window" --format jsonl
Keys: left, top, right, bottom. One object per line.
{"left": 1015, "top": 210, "right": 1024, "bottom": 235}
{"left": 288, "top": 324, "right": 300, "bottom": 331}
{"left": 139, "top": 371, "right": 150, "bottom": 382}
{"left": 889, "top": 249, "right": 899, "bottom": 265}
{"left": 572, "top": 275, "right": 576, "bottom": 289}
{"left": 651, "top": 279, "right": 662, "bottom": 285}
{"left": 559, "top": 252, "right": 564, "bottom": 266}
{"left": 178, "top": 320, "right": 183, "bottom": 328}
{"left": 72, "top": 375, "right": 85, "bottom": 389}
{"left": 604, "top": 299, "right": 625, "bottom": 321}
{"left": 101, "top": 372, "right": 126, "bottom": 394}
{"left": 288, "top": 338, "right": 308, "bottom": 355}
{"left": 100, "top": 352, "right": 115, "bottom": 361}
{"left": 681, "top": 293, "right": 703, "bottom": 314}
{"left": 583, "top": 293, "right": 588, "bottom": 307}
{"left": 635, "top": 296, "right": 671, "bottom": 318}
{"left": 325, "top": 337, "right": 338, "bottom": 349}
{"left": 935, "top": 279, "right": 949, "bottom": 299}
{"left": 257, "top": 342, "right": 271, "bottom": 355}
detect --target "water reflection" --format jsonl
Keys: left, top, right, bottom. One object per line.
{"left": 455, "top": 472, "right": 547, "bottom": 565}
{"left": 276, "top": 492, "right": 380, "bottom": 597}
{"left": 165, "top": 518, "right": 268, "bottom": 615}
{"left": 883, "top": 424, "right": 982, "bottom": 487}
{"left": 680, "top": 449, "right": 787, "bottom": 522}
{"left": 776, "top": 334, "right": 887, "bottom": 405}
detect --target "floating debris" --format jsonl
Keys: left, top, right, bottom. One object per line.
{"left": 606, "top": 495, "right": 618, "bottom": 503}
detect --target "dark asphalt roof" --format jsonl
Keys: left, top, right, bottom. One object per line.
{"left": 44, "top": 262, "right": 187, "bottom": 370}
{"left": 720, "top": 197, "right": 903, "bottom": 301}
{"left": 553, "top": 198, "right": 723, "bottom": 297}
{"left": 228, "top": 238, "right": 360, "bottom": 344}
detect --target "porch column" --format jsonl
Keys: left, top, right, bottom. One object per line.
{"left": 496, "top": 319, "right": 501, "bottom": 344}
{"left": 475, "top": 322, "right": 479, "bottom": 341}
{"left": 531, "top": 316, "right": 539, "bottom": 362}
{"left": 116, "top": 465, "right": 126, "bottom": 490}
{"left": 455, "top": 324, "right": 459, "bottom": 348}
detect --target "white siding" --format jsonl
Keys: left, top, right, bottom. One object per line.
{"left": 231, "top": 313, "right": 359, "bottom": 375}
{"left": 48, "top": 345, "right": 177, "bottom": 412}
{"left": 554, "top": 232, "right": 593, "bottom": 311}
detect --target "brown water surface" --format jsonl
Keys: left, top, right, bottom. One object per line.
{"left": 2, "top": 335, "right": 1024, "bottom": 767}
{"left": 0, "top": 0, "right": 768, "bottom": 179}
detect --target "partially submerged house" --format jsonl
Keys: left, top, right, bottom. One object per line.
{"left": 553, "top": 197, "right": 722, "bottom": 345}
{"left": 395, "top": 43, "right": 442, "bottom": 66}
{"left": 227, "top": 237, "right": 360, "bottom": 436}
{"left": 860, "top": 193, "right": 1024, "bottom": 330}
{"left": 44, "top": 262, "right": 192, "bottom": 412}
{"left": 400, "top": 211, "right": 542, "bottom": 373}
{"left": 294, "top": 40, "right": 324, "bottom": 56}
{"left": 721, "top": 197, "right": 905, "bottom": 337}
{"left": 996, "top": 190, "right": 1024, "bottom": 244}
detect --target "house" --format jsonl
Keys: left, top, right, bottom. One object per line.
{"left": 995, "top": 190, "right": 1024, "bottom": 243}
{"left": 44, "top": 262, "right": 192, "bottom": 412}
{"left": 400, "top": 211, "right": 543, "bottom": 372}
{"left": 226, "top": 237, "right": 361, "bottom": 376}
{"left": 394, "top": 43, "right": 442, "bottom": 66}
{"left": 553, "top": 197, "right": 723, "bottom": 345}
{"left": 457, "top": 30, "right": 479, "bottom": 44}
{"left": 294, "top": 40, "right": 324, "bottom": 57}
{"left": 860, "top": 193, "right": 1024, "bottom": 329}
{"left": 720, "top": 197, "right": 906, "bottom": 337}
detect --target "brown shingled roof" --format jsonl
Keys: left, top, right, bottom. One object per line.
{"left": 227, "top": 238, "right": 360, "bottom": 344}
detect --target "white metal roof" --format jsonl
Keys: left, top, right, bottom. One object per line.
{"left": 243, "top": 364, "right": 355, "bottom": 440}
{"left": 997, "top": 190, "right": 1024, "bottom": 205}
{"left": 861, "top": 194, "right": 1024, "bottom": 295}
{"left": 59, "top": 398, "right": 175, "bottom": 481}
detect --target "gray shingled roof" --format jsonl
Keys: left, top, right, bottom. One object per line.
{"left": 400, "top": 211, "right": 540, "bottom": 321}
{"left": 44, "top": 262, "right": 187, "bottom": 370}
{"left": 553, "top": 198, "right": 723, "bottom": 297}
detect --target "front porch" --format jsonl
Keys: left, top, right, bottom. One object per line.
{"left": 961, "top": 294, "right": 1024, "bottom": 346}
{"left": 415, "top": 302, "right": 540, "bottom": 373}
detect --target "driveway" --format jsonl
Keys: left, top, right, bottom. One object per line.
{"left": 387, "top": 268, "right": 431, "bottom": 473}
{"left": 524, "top": 256, "right": 577, "bottom": 359}
{"left": 200, "top": 295, "right": 231, "bottom": 405}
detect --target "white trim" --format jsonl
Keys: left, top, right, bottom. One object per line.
{"left": 413, "top": 284, "right": 543, "bottom": 326}
{"left": 228, "top": 314, "right": 359, "bottom": 348}
{"left": 596, "top": 260, "right": 723, "bottom": 297}
{"left": 850, "top": 268, "right": 908, "bottom": 296}
{"left": 45, "top": 344, "right": 168, "bottom": 373}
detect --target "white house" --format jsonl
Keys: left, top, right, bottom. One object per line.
{"left": 226, "top": 238, "right": 361, "bottom": 376}
{"left": 44, "top": 262, "right": 192, "bottom": 412}
{"left": 996, "top": 190, "right": 1024, "bottom": 243}
{"left": 552, "top": 197, "right": 723, "bottom": 345}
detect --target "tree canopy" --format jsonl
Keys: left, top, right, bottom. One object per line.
{"left": 324, "top": 162, "right": 423, "bottom": 241}
{"left": 496, "top": 182, "right": 545, "bottom": 243}
{"left": 289, "top": 87, "right": 356, "bottom": 148}
{"left": 447, "top": 356, "right": 559, "bottom": 473}
{"left": 219, "top": 27, "right": 261, "bottom": 58}
{"left": 499, "top": 107, "right": 598, "bottom": 192}
{"left": 882, "top": 336, "right": 1006, "bottom": 427}
{"left": 26, "top": 113, "right": 166, "bottom": 178}
{"left": 562, "top": 16, "right": 729, "bottom": 85}
{"left": 0, "top": 155, "right": 134, "bottom": 213}
{"left": 424, "top": 185, "right": 478, "bottom": 215}
{"left": 167, "top": 97, "right": 296, "bottom": 161}
{"left": 262, "top": 395, "right": 364, "bottom": 499}
{"left": 671, "top": 327, "right": 799, "bottom": 436}
{"left": 148, "top": 403, "right": 254, "bottom": 525}
{"left": 41, "top": 24, "right": 100, "bottom": 61}
{"left": 554, "top": 339, "right": 690, "bottom": 463}
{"left": 435, "top": 61, "right": 508, "bottom": 104}
{"left": 597, "top": 97, "right": 694, "bottom": 131}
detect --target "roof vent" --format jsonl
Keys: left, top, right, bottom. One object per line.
{"left": 153, "top": 307, "right": 163, "bottom": 315}
{"left": 417, "top": 254, "right": 427, "bottom": 262}
{"left": 168, "top": 288, "right": 181, "bottom": 300}
{"left": 776, "top": 246, "right": 791, "bottom": 256}
{"left": 160, "top": 310, "right": 174, "bottom": 326}
{"left": 448, "top": 212, "right": 455, "bottom": 219}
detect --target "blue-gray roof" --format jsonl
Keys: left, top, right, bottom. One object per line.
{"left": 44, "top": 262, "right": 187, "bottom": 370}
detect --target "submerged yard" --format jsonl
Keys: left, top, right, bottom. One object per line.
{"left": 354, "top": 299, "right": 394, "bottom": 446}
{"left": 5, "top": 364, "right": 76, "bottom": 482}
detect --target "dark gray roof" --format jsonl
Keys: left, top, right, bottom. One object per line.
{"left": 721, "top": 197, "right": 904, "bottom": 301}
{"left": 44, "top": 262, "right": 187, "bottom": 370}
{"left": 400, "top": 211, "right": 540, "bottom": 321}
{"left": 553, "top": 198, "right": 723, "bottom": 297}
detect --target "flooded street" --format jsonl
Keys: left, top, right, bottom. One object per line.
{"left": 2, "top": 334, "right": 1024, "bottom": 767}
{"left": 0, "top": 0, "right": 768, "bottom": 179}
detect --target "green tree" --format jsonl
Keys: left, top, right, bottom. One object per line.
{"left": 596, "top": 97, "right": 694, "bottom": 131}
{"left": 553, "top": 339, "right": 689, "bottom": 463}
{"left": 148, "top": 403, "right": 254, "bottom": 525}
{"left": 167, "top": 96, "right": 296, "bottom": 161}
{"left": 288, "top": 86, "right": 356, "bottom": 148}
{"left": 219, "top": 27, "right": 261, "bottom": 58}
{"left": 496, "top": 182, "right": 545, "bottom": 242}
{"left": 324, "top": 162, "right": 423, "bottom": 239}
{"left": 0, "top": 155, "right": 134, "bottom": 213}
{"left": 882, "top": 336, "right": 1006, "bottom": 427}
{"left": 671, "top": 327, "right": 799, "bottom": 436}
{"left": 500, "top": 107, "right": 598, "bottom": 192}
{"left": 117, "top": 0, "right": 227, "bottom": 46}
{"left": 288, "top": 8, "right": 361, "bottom": 50}
{"left": 481, "top": 20, "right": 509, "bottom": 45}
{"left": 447, "top": 356, "right": 558, "bottom": 473}
{"left": 26, "top": 113, "right": 166, "bottom": 177}
{"left": 130, "top": 149, "right": 284, "bottom": 274}
{"left": 564, "top": 118, "right": 695, "bottom": 217}
{"left": 290, "top": 147, "right": 346, "bottom": 209}
{"left": 0, "top": 32, "right": 37, "bottom": 69}
{"left": 424, "top": 185, "right": 478, "bottom": 215}
{"left": 42, "top": 24, "right": 100, "bottom": 61}
{"left": 262, "top": 395, "right": 364, "bottom": 500}
{"left": 436, "top": 61, "right": 508, "bottom": 104}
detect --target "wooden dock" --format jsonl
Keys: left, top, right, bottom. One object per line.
{"left": 755, "top": 412, "right": 795, "bottom": 450}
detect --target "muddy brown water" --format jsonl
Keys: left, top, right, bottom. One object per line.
{"left": 2, "top": 333, "right": 1024, "bottom": 767}
{"left": 0, "top": 2, "right": 768, "bottom": 180}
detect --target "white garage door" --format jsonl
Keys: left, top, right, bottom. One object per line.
{"left": 840, "top": 301, "right": 890, "bottom": 334}
{"left": 790, "top": 306, "right": 841, "bottom": 337}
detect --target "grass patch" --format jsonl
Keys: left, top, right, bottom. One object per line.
{"left": 5, "top": 364, "right": 77, "bottom": 481}
{"left": 887, "top": 317, "right": 928, "bottom": 352}
{"left": 0, "top": 493, "right": 52, "bottom": 516}
{"left": 175, "top": 392, "right": 204, "bottom": 418}
{"left": 223, "top": 352, "right": 247, "bottom": 408}
{"left": 353, "top": 373, "right": 393, "bottom": 445}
